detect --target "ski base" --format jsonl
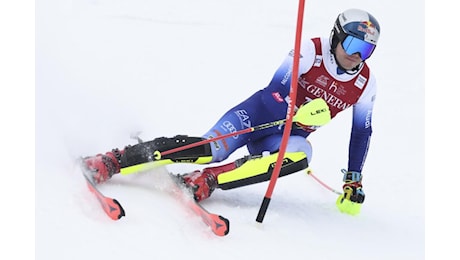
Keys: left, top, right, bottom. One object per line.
{"left": 169, "top": 173, "right": 230, "bottom": 236}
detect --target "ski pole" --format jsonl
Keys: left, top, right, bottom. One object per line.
{"left": 154, "top": 98, "right": 330, "bottom": 160}
{"left": 306, "top": 168, "right": 342, "bottom": 195}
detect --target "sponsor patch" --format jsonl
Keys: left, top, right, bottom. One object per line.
{"left": 354, "top": 74, "right": 367, "bottom": 89}
{"left": 315, "top": 75, "right": 329, "bottom": 87}
{"left": 272, "top": 92, "right": 284, "bottom": 103}
{"left": 314, "top": 55, "right": 322, "bottom": 67}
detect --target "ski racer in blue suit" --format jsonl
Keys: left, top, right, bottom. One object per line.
{"left": 83, "top": 8, "right": 381, "bottom": 216}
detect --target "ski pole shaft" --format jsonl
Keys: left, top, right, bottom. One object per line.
{"left": 306, "top": 168, "right": 342, "bottom": 195}
{"left": 155, "top": 97, "right": 330, "bottom": 160}
{"left": 156, "top": 119, "right": 286, "bottom": 159}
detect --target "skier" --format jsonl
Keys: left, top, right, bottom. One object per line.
{"left": 83, "top": 8, "right": 380, "bottom": 216}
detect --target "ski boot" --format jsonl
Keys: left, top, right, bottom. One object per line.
{"left": 83, "top": 149, "right": 123, "bottom": 184}
{"left": 182, "top": 162, "right": 236, "bottom": 202}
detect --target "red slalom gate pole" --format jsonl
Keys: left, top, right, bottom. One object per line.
{"left": 256, "top": 0, "right": 306, "bottom": 223}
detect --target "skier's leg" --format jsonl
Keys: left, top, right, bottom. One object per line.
{"left": 181, "top": 134, "right": 312, "bottom": 201}
{"left": 83, "top": 135, "right": 213, "bottom": 183}
{"left": 83, "top": 90, "right": 276, "bottom": 183}
{"left": 182, "top": 151, "right": 308, "bottom": 201}
{"left": 119, "top": 135, "right": 213, "bottom": 171}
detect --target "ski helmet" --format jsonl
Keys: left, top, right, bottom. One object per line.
{"left": 330, "top": 9, "right": 380, "bottom": 61}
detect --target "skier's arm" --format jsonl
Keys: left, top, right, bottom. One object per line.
{"left": 348, "top": 75, "right": 377, "bottom": 172}
{"left": 336, "top": 77, "right": 376, "bottom": 215}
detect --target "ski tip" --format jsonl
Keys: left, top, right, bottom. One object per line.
{"left": 103, "top": 198, "right": 126, "bottom": 220}
{"left": 112, "top": 199, "right": 126, "bottom": 220}
{"left": 218, "top": 216, "right": 230, "bottom": 236}
{"left": 209, "top": 215, "right": 230, "bottom": 236}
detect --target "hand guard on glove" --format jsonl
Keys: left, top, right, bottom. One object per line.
{"left": 336, "top": 169, "right": 365, "bottom": 216}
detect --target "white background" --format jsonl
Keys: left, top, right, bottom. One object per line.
{"left": 2, "top": 0, "right": 451, "bottom": 259}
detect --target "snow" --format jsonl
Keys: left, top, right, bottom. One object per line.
{"left": 13, "top": 0, "right": 438, "bottom": 258}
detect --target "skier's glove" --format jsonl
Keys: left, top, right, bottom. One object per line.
{"left": 336, "top": 169, "right": 364, "bottom": 216}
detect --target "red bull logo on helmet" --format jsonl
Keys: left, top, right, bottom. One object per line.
{"left": 358, "top": 21, "right": 376, "bottom": 36}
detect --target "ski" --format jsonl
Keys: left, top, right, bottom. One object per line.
{"left": 79, "top": 159, "right": 125, "bottom": 220}
{"left": 169, "top": 173, "right": 230, "bottom": 236}
{"left": 78, "top": 158, "right": 228, "bottom": 236}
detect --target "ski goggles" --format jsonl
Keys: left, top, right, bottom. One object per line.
{"left": 341, "top": 35, "right": 376, "bottom": 60}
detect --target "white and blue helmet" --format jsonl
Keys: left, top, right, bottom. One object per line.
{"left": 330, "top": 9, "right": 381, "bottom": 61}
